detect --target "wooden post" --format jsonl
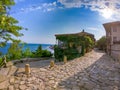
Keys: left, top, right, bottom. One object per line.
{"left": 64, "top": 55, "right": 67, "bottom": 64}
{"left": 50, "top": 60, "right": 54, "bottom": 68}
{"left": 3, "top": 56, "right": 7, "bottom": 67}
{"left": 25, "top": 64, "right": 30, "bottom": 75}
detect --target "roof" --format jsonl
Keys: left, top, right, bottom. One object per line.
{"left": 55, "top": 30, "right": 94, "bottom": 37}
{"left": 103, "top": 21, "right": 120, "bottom": 26}
{"left": 103, "top": 21, "right": 120, "bottom": 32}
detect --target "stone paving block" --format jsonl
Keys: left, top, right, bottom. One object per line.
{"left": 9, "top": 76, "right": 15, "bottom": 85}
{"left": 0, "top": 50, "right": 120, "bottom": 90}
{"left": 0, "top": 74, "right": 8, "bottom": 83}
{"left": 0, "top": 80, "right": 9, "bottom": 90}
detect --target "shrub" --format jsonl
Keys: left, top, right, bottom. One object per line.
{"left": 41, "top": 50, "right": 53, "bottom": 57}
{"left": 0, "top": 52, "right": 2, "bottom": 56}
{"left": 81, "top": 42, "right": 85, "bottom": 56}
{"left": 0, "top": 57, "right": 2, "bottom": 64}
{"left": 32, "top": 45, "right": 53, "bottom": 58}
{"left": 54, "top": 45, "right": 80, "bottom": 62}
{"left": 7, "top": 42, "right": 22, "bottom": 60}
{"left": 33, "top": 45, "right": 42, "bottom": 57}
{"left": 54, "top": 35, "right": 95, "bottom": 62}
{"left": 22, "top": 48, "right": 32, "bottom": 58}
{"left": 96, "top": 36, "right": 106, "bottom": 51}
{"left": 54, "top": 46, "right": 64, "bottom": 62}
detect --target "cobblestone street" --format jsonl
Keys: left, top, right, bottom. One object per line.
{"left": 0, "top": 50, "right": 120, "bottom": 90}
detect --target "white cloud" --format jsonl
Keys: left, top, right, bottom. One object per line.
{"left": 57, "top": 0, "right": 120, "bottom": 20}
{"left": 46, "top": 8, "right": 54, "bottom": 12}
{"left": 87, "top": 27, "right": 99, "bottom": 31}
{"left": 14, "top": 0, "right": 24, "bottom": 3}
{"left": 13, "top": 0, "right": 120, "bottom": 20}
{"left": 13, "top": 1, "right": 57, "bottom": 14}
{"left": 87, "top": 27, "right": 105, "bottom": 34}
{"left": 87, "top": 27, "right": 105, "bottom": 40}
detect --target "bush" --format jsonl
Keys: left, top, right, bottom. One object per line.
{"left": 54, "top": 46, "right": 64, "bottom": 62}
{"left": 3, "top": 44, "right": 52, "bottom": 62}
{"left": 96, "top": 36, "right": 106, "bottom": 51}
{"left": 0, "top": 57, "right": 2, "bottom": 64}
{"left": 41, "top": 50, "right": 53, "bottom": 57}
{"left": 0, "top": 52, "right": 2, "bottom": 56}
{"left": 81, "top": 42, "right": 85, "bottom": 56}
{"left": 7, "top": 42, "right": 22, "bottom": 60}
{"left": 54, "top": 35, "right": 95, "bottom": 62}
{"left": 54, "top": 45, "right": 80, "bottom": 62}
{"left": 22, "top": 48, "right": 32, "bottom": 58}
{"left": 31, "top": 45, "right": 53, "bottom": 58}
{"left": 34, "top": 45, "right": 42, "bottom": 57}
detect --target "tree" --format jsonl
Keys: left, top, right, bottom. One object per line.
{"left": 0, "top": 0, "right": 25, "bottom": 50}
{"left": 54, "top": 35, "right": 95, "bottom": 61}
{"left": 7, "top": 40, "right": 22, "bottom": 60}
{"left": 96, "top": 36, "right": 106, "bottom": 51}
{"left": 33, "top": 45, "right": 43, "bottom": 57}
{"left": 22, "top": 48, "right": 32, "bottom": 58}
{"left": 41, "top": 50, "right": 53, "bottom": 57}
{"left": 84, "top": 36, "right": 94, "bottom": 52}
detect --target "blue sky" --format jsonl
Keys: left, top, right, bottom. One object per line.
{"left": 11, "top": 0, "right": 120, "bottom": 44}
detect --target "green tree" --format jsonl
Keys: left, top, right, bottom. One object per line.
{"left": 96, "top": 36, "right": 106, "bottom": 51}
{"left": 84, "top": 36, "right": 94, "bottom": 52}
{"left": 41, "top": 50, "right": 53, "bottom": 57}
{"left": 33, "top": 45, "right": 42, "bottom": 57}
{"left": 22, "top": 48, "right": 32, "bottom": 58}
{"left": 7, "top": 40, "right": 22, "bottom": 60}
{"left": 81, "top": 41, "right": 85, "bottom": 55}
{"left": 0, "top": 0, "right": 25, "bottom": 52}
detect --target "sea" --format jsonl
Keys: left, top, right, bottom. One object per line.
{"left": 0, "top": 43, "right": 54, "bottom": 55}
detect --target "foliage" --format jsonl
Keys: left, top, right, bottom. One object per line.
{"left": 54, "top": 45, "right": 80, "bottom": 62}
{"left": 0, "top": 0, "right": 26, "bottom": 54}
{"left": 32, "top": 45, "right": 53, "bottom": 58}
{"left": 41, "top": 50, "right": 53, "bottom": 57}
{"left": 0, "top": 0, "right": 52, "bottom": 61}
{"left": 81, "top": 41, "right": 85, "bottom": 56}
{"left": 7, "top": 44, "right": 53, "bottom": 60}
{"left": 0, "top": 57, "right": 3, "bottom": 67}
{"left": 0, "top": 52, "right": 2, "bottom": 56}
{"left": 96, "top": 36, "right": 106, "bottom": 51}
{"left": 32, "top": 45, "right": 42, "bottom": 57}
{"left": 7, "top": 41, "right": 23, "bottom": 60}
{"left": 0, "top": 57, "right": 2, "bottom": 64}
{"left": 22, "top": 48, "right": 32, "bottom": 58}
{"left": 54, "top": 35, "right": 95, "bottom": 61}
{"left": 54, "top": 45, "right": 64, "bottom": 62}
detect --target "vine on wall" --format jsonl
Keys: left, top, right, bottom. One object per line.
{"left": 54, "top": 35, "right": 95, "bottom": 62}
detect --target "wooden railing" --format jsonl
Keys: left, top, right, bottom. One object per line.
{"left": 0, "top": 56, "right": 7, "bottom": 68}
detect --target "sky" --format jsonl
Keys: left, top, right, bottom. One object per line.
{"left": 10, "top": 0, "right": 120, "bottom": 44}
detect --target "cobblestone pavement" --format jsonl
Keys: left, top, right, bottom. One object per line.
{"left": 2, "top": 50, "right": 120, "bottom": 90}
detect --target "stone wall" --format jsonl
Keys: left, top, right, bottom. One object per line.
{"left": 111, "top": 44, "right": 120, "bottom": 51}
{"left": 12, "top": 57, "right": 53, "bottom": 64}
{"left": 111, "top": 51, "right": 120, "bottom": 61}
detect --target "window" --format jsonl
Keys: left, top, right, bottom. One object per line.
{"left": 113, "top": 37, "right": 117, "bottom": 42}
{"left": 113, "top": 27, "right": 117, "bottom": 32}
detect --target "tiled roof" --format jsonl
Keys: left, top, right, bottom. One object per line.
{"left": 103, "top": 21, "right": 120, "bottom": 26}
{"left": 55, "top": 30, "right": 94, "bottom": 37}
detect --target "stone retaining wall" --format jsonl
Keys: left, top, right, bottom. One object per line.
{"left": 111, "top": 51, "right": 120, "bottom": 61}
{"left": 12, "top": 57, "right": 53, "bottom": 64}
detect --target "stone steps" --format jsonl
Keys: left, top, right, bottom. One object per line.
{"left": 0, "top": 61, "right": 18, "bottom": 90}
